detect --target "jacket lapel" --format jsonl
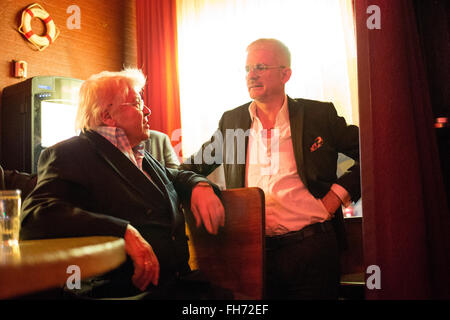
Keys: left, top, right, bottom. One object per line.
{"left": 81, "top": 131, "right": 164, "bottom": 201}
{"left": 288, "top": 97, "right": 308, "bottom": 188}
{"left": 237, "top": 105, "right": 252, "bottom": 187}
{"left": 141, "top": 153, "right": 167, "bottom": 196}
{"left": 142, "top": 154, "right": 184, "bottom": 233}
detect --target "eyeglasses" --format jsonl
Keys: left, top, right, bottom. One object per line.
{"left": 120, "top": 96, "right": 146, "bottom": 112}
{"left": 245, "top": 64, "right": 286, "bottom": 75}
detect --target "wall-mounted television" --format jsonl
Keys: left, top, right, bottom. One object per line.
{"left": 1, "top": 76, "right": 83, "bottom": 174}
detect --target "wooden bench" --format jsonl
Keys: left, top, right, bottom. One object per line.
{"left": 186, "top": 187, "right": 265, "bottom": 299}
{"left": 187, "top": 190, "right": 366, "bottom": 300}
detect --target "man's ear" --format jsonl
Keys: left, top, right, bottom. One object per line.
{"left": 100, "top": 108, "right": 116, "bottom": 127}
{"left": 281, "top": 67, "right": 292, "bottom": 84}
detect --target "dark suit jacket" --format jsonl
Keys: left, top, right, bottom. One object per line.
{"left": 21, "top": 130, "right": 213, "bottom": 286}
{"left": 180, "top": 96, "right": 360, "bottom": 249}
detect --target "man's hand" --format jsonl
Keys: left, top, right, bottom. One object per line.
{"left": 124, "top": 224, "right": 160, "bottom": 291}
{"left": 190, "top": 182, "right": 225, "bottom": 234}
{"left": 321, "top": 190, "right": 342, "bottom": 219}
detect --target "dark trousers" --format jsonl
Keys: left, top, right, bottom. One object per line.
{"left": 64, "top": 262, "right": 233, "bottom": 300}
{"left": 265, "top": 221, "right": 340, "bottom": 300}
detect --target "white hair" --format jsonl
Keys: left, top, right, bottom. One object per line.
{"left": 75, "top": 68, "right": 146, "bottom": 131}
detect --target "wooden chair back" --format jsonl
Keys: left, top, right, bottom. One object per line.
{"left": 185, "top": 187, "right": 265, "bottom": 299}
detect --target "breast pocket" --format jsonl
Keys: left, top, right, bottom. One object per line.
{"left": 305, "top": 135, "right": 338, "bottom": 181}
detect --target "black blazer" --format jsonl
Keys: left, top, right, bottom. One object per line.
{"left": 180, "top": 96, "right": 360, "bottom": 249}
{"left": 21, "top": 130, "right": 213, "bottom": 280}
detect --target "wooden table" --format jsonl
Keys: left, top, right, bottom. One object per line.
{"left": 0, "top": 236, "right": 126, "bottom": 299}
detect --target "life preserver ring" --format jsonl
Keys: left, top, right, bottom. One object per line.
{"left": 18, "top": 3, "right": 59, "bottom": 51}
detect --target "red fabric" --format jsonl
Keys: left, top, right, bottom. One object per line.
{"left": 136, "top": 0, "right": 182, "bottom": 153}
{"left": 355, "top": 0, "right": 450, "bottom": 299}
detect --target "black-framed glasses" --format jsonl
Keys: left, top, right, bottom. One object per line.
{"left": 245, "top": 64, "right": 286, "bottom": 75}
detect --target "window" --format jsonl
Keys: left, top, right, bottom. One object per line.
{"left": 177, "top": 0, "right": 358, "bottom": 157}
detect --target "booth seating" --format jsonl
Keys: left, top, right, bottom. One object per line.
{"left": 1, "top": 163, "right": 363, "bottom": 300}
{"left": 186, "top": 188, "right": 365, "bottom": 300}
{"left": 185, "top": 187, "right": 266, "bottom": 300}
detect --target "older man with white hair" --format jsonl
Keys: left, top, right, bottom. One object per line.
{"left": 21, "top": 68, "right": 228, "bottom": 299}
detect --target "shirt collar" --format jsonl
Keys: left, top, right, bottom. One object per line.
{"left": 248, "top": 95, "right": 289, "bottom": 128}
{"left": 94, "top": 126, "right": 128, "bottom": 149}
{"left": 93, "top": 126, "right": 145, "bottom": 167}
{"left": 133, "top": 143, "right": 145, "bottom": 160}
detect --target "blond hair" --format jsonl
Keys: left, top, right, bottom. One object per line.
{"left": 247, "top": 38, "right": 291, "bottom": 67}
{"left": 75, "top": 68, "right": 146, "bottom": 131}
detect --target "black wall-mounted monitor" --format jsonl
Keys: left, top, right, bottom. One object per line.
{"left": 1, "top": 76, "right": 83, "bottom": 174}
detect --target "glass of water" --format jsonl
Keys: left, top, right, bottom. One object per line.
{"left": 0, "top": 190, "right": 21, "bottom": 246}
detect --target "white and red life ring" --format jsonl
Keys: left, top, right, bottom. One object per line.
{"left": 18, "top": 3, "right": 59, "bottom": 51}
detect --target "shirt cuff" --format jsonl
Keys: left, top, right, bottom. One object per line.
{"left": 331, "top": 184, "right": 352, "bottom": 207}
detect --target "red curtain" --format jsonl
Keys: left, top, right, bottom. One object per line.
{"left": 136, "top": 0, "right": 182, "bottom": 150}
{"left": 355, "top": 0, "right": 450, "bottom": 299}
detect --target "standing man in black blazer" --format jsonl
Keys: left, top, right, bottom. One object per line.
{"left": 21, "top": 69, "right": 227, "bottom": 299}
{"left": 180, "top": 38, "right": 360, "bottom": 299}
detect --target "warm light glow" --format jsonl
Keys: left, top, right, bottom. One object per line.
{"left": 176, "top": 0, "right": 358, "bottom": 158}
{"left": 41, "top": 101, "right": 79, "bottom": 147}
